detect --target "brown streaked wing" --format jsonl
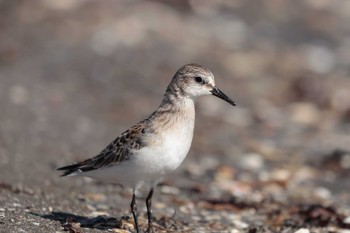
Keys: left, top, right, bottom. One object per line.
{"left": 57, "top": 122, "right": 147, "bottom": 176}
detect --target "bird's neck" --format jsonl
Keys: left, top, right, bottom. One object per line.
{"left": 144, "top": 91, "right": 195, "bottom": 132}
{"left": 159, "top": 91, "right": 194, "bottom": 113}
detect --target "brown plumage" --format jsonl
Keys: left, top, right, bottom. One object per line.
{"left": 57, "top": 123, "right": 147, "bottom": 175}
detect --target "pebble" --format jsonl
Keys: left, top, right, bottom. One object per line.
{"left": 160, "top": 185, "right": 180, "bottom": 195}
{"left": 305, "top": 45, "right": 335, "bottom": 74}
{"left": 191, "top": 215, "right": 202, "bottom": 221}
{"left": 179, "top": 202, "right": 196, "bottom": 214}
{"left": 215, "top": 165, "right": 235, "bottom": 180}
{"left": 270, "top": 169, "right": 291, "bottom": 182}
{"left": 215, "top": 180, "right": 252, "bottom": 196}
{"left": 86, "top": 204, "right": 97, "bottom": 211}
{"left": 88, "top": 211, "right": 110, "bottom": 217}
{"left": 293, "top": 166, "right": 317, "bottom": 183}
{"left": 96, "top": 204, "right": 109, "bottom": 210}
{"left": 233, "top": 219, "right": 249, "bottom": 229}
{"left": 289, "top": 102, "right": 320, "bottom": 125}
{"left": 314, "top": 187, "right": 332, "bottom": 199}
{"left": 154, "top": 202, "right": 166, "bottom": 209}
{"left": 12, "top": 203, "right": 21, "bottom": 207}
{"left": 230, "top": 230, "right": 241, "bottom": 233}
{"left": 79, "top": 192, "right": 106, "bottom": 202}
{"left": 343, "top": 215, "right": 350, "bottom": 224}
{"left": 203, "top": 213, "right": 221, "bottom": 221}
{"left": 263, "top": 183, "right": 284, "bottom": 195}
{"left": 238, "top": 153, "right": 264, "bottom": 171}
{"left": 112, "top": 229, "right": 130, "bottom": 233}
{"left": 294, "top": 228, "right": 310, "bottom": 233}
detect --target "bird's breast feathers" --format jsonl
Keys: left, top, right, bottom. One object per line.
{"left": 134, "top": 115, "right": 195, "bottom": 175}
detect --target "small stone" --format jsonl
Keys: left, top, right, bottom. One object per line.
{"left": 314, "top": 187, "right": 331, "bottom": 199}
{"left": 233, "top": 219, "right": 249, "bottom": 229}
{"left": 238, "top": 153, "right": 264, "bottom": 171}
{"left": 343, "top": 216, "right": 350, "bottom": 224}
{"left": 179, "top": 202, "right": 196, "bottom": 214}
{"left": 79, "top": 192, "right": 106, "bottom": 202}
{"left": 154, "top": 202, "right": 166, "bottom": 209}
{"left": 120, "top": 219, "right": 134, "bottom": 232}
{"left": 95, "top": 204, "right": 109, "bottom": 210}
{"left": 191, "top": 215, "right": 201, "bottom": 221}
{"left": 203, "top": 213, "right": 221, "bottom": 221}
{"left": 230, "top": 230, "right": 241, "bottom": 233}
{"left": 12, "top": 203, "right": 21, "bottom": 207}
{"left": 88, "top": 211, "right": 110, "bottom": 218}
{"left": 289, "top": 102, "right": 320, "bottom": 125}
{"left": 263, "top": 183, "right": 284, "bottom": 195}
{"left": 160, "top": 185, "right": 180, "bottom": 195}
{"left": 86, "top": 204, "right": 97, "bottom": 211}
{"left": 293, "top": 166, "right": 317, "bottom": 183}
{"left": 215, "top": 165, "right": 235, "bottom": 180}
{"left": 112, "top": 229, "right": 130, "bottom": 233}
{"left": 294, "top": 228, "right": 310, "bottom": 233}
{"left": 305, "top": 45, "right": 335, "bottom": 74}
{"left": 270, "top": 169, "right": 291, "bottom": 182}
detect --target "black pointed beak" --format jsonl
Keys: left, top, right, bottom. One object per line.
{"left": 211, "top": 86, "right": 236, "bottom": 106}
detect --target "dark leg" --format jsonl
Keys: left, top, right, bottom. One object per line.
{"left": 146, "top": 188, "right": 154, "bottom": 233}
{"left": 130, "top": 193, "right": 139, "bottom": 233}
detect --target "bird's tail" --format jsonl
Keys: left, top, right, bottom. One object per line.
{"left": 56, "top": 163, "right": 82, "bottom": 177}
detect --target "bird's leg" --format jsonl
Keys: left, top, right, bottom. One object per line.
{"left": 146, "top": 188, "right": 154, "bottom": 233}
{"left": 130, "top": 192, "right": 139, "bottom": 233}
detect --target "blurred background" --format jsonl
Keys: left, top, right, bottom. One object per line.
{"left": 1, "top": 0, "right": 350, "bottom": 232}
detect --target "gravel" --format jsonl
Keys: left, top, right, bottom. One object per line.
{"left": 0, "top": 0, "right": 350, "bottom": 232}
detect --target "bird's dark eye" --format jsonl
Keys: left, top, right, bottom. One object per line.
{"left": 195, "top": 76, "right": 203, "bottom": 83}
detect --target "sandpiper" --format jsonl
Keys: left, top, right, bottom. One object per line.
{"left": 57, "top": 63, "right": 235, "bottom": 233}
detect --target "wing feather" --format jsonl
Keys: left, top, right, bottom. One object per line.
{"left": 57, "top": 123, "right": 147, "bottom": 176}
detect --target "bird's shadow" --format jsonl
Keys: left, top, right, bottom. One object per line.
{"left": 30, "top": 211, "right": 130, "bottom": 230}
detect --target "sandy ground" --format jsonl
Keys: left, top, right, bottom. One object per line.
{"left": 1, "top": 1, "right": 350, "bottom": 232}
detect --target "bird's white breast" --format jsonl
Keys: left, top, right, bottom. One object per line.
{"left": 134, "top": 101, "right": 195, "bottom": 178}
{"left": 159, "top": 120, "right": 194, "bottom": 171}
{"left": 135, "top": 122, "right": 194, "bottom": 176}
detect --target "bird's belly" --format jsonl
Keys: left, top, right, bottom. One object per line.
{"left": 159, "top": 133, "right": 193, "bottom": 171}
{"left": 135, "top": 127, "right": 194, "bottom": 176}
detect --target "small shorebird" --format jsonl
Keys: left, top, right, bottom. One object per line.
{"left": 57, "top": 64, "right": 235, "bottom": 233}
